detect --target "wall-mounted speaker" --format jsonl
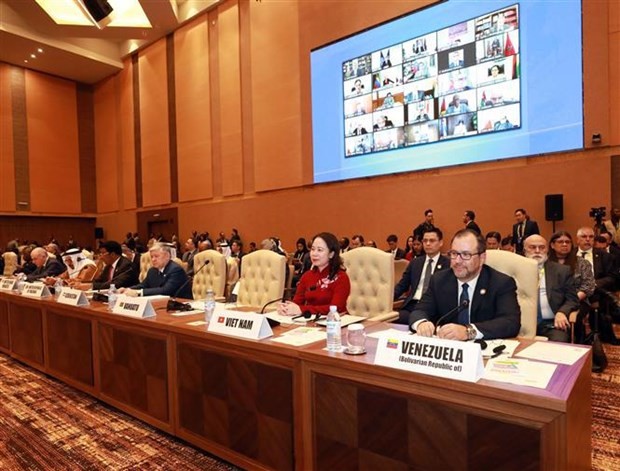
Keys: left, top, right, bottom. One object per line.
{"left": 545, "top": 194, "right": 564, "bottom": 221}
{"left": 79, "top": 0, "right": 114, "bottom": 28}
{"left": 95, "top": 227, "right": 104, "bottom": 239}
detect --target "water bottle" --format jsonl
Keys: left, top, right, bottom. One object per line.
{"left": 326, "top": 305, "right": 342, "bottom": 352}
{"left": 107, "top": 284, "right": 118, "bottom": 311}
{"left": 54, "top": 278, "right": 63, "bottom": 299}
{"left": 205, "top": 289, "right": 216, "bottom": 323}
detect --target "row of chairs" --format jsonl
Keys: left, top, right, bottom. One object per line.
{"left": 2, "top": 246, "right": 558, "bottom": 338}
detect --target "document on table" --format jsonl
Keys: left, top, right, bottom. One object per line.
{"left": 481, "top": 339, "right": 520, "bottom": 358}
{"left": 367, "top": 328, "right": 409, "bottom": 339}
{"left": 271, "top": 327, "right": 326, "bottom": 347}
{"left": 515, "top": 342, "right": 589, "bottom": 365}
{"left": 483, "top": 358, "right": 557, "bottom": 389}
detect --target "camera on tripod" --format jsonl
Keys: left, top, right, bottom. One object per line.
{"left": 589, "top": 207, "right": 606, "bottom": 225}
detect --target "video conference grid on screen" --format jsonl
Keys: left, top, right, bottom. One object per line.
{"left": 342, "top": 5, "right": 520, "bottom": 158}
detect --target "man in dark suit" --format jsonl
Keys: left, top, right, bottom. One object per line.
{"left": 512, "top": 208, "right": 540, "bottom": 255}
{"left": 410, "top": 229, "right": 520, "bottom": 340}
{"left": 72, "top": 240, "right": 137, "bottom": 291}
{"left": 122, "top": 243, "right": 192, "bottom": 299}
{"left": 463, "top": 210, "right": 482, "bottom": 235}
{"left": 385, "top": 234, "right": 406, "bottom": 260}
{"left": 27, "top": 247, "right": 66, "bottom": 282}
{"left": 576, "top": 227, "right": 617, "bottom": 291}
{"left": 524, "top": 235, "right": 578, "bottom": 342}
{"left": 412, "top": 209, "right": 436, "bottom": 240}
{"left": 393, "top": 228, "right": 450, "bottom": 324}
{"left": 181, "top": 238, "right": 198, "bottom": 276}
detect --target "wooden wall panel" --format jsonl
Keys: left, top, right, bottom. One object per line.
{"left": 94, "top": 76, "right": 120, "bottom": 213}
{"left": 218, "top": 1, "right": 243, "bottom": 197}
{"left": 178, "top": 150, "right": 611, "bottom": 252}
{"left": 0, "top": 64, "right": 16, "bottom": 211}
{"left": 25, "top": 71, "right": 81, "bottom": 214}
{"left": 76, "top": 84, "right": 97, "bottom": 213}
{"left": 139, "top": 41, "right": 171, "bottom": 207}
{"left": 119, "top": 61, "right": 137, "bottom": 210}
{"left": 249, "top": 1, "right": 303, "bottom": 192}
{"left": 583, "top": 0, "right": 611, "bottom": 147}
{"left": 174, "top": 17, "right": 214, "bottom": 202}
{"left": 609, "top": 31, "right": 620, "bottom": 145}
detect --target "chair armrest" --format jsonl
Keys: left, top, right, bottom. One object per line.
{"left": 393, "top": 299, "right": 404, "bottom": 310}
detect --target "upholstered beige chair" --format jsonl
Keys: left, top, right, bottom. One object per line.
{"left": 484, "top": 250, "right": 538, "bottom": 339}
{"left": 393, "top": 259, "right": 409, "bottom": 284}
{"left": 192, "top": 250, "right": 227, "bottom": 299}
{"left": 226, "top": 257, "right": 240, "bottom": 299}
{"left": 236, "top": 250, "right": 286, "bottom": 309}
{"left": 139, "top": 251, "right": 152, "bottom": 282}
{"left": 3, "top": 252, "right": 18, "bottom": 276}
{"left": 341, "top": 247, "right": 397, "bottom": 321}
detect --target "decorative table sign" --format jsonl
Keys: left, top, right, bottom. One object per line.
{"left": 208, "top": 310, "right": 273, "bottom": 340}
{"left": 21, "top": 283, "right": 51, "bottom": 299}
{"left": 57, "top": 288, "right": 90, "bottom": 306}
{"left": 374, "top": 331, "right": 484, "bottom": 383}
{"left": 0, "top": 278, "right": 17, "bottom": 291}
{"left": 112, "top": 295, "right": 156, "bottom": 318}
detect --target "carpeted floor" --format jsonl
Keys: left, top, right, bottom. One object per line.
{"left": 0, "top": 354, "right": 239, "bottom": 470}
{"left": 1, "top": 337, "right": 619, "bottom": 470}
{"left": 591, "top": 325, "right": 620, "bottom": 471}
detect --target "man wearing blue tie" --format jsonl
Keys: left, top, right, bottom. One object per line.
{"left": 410, "top": 229, "right": 521, "bottom": 340}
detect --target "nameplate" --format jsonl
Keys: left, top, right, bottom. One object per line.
{"left": 0, "top": 278, "right": 17, "bottom": 291}
{"left": 21, "top": 283, "right": 51, "bottom": 299}
{"left": 374, "top": 332, "right": 484, "bottom": 383}
{"left": 208, "top": 310, "right": 273, "bottom": 340}
{"left": 57, "top": 288, "right": 90, "bottom": 306}
{"left": 112, "top": 295, "right": 156, "bottom": 318}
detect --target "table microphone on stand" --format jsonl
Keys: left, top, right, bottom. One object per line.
{"left": 166, "top": 260, "right": 210, "bottom": 312}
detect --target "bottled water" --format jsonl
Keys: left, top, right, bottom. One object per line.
{"left": 107, "top": 284, "right": 118, "bottom": 311}
{"left": 326, "top": 305, "right": 342, "bottom": 352}
{"left": 205, "top": 289, "right": 216, "bottom": 323}
{"left": 54, "top": 278, "right": 63, "bottom": 299}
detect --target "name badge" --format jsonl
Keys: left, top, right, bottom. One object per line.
{"left": 112, "top": 295, "right": 156, "bottom": 318}
{"left": 374, "top": 332, "right": 484, "bottom": 383}
{"left": 57, "top": 288, "right": 90, "bottom": 306}
{"left": 0, "top": 278, "right": 17, "bottom": 291}
{"left": 21, "top": 283, "right": 51, "bottom": 299}
{"left": 208, "top": 310, "right": 273, "bottom": 340}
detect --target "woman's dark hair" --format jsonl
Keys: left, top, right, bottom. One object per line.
{"left": 404, "top": 235, "right": 415, "bottom": 255}
{"left": 548, "top": 230, "right": 577, "bottom": 273}
{"left": 312, "top": 232, "right": 343, "bottom": 280}
{"left": 296, "top": 238, "right": 308, "bottom": 252}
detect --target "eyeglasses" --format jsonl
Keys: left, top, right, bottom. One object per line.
{"left": 447, "top": 250, "right": 481, "bottom": 260}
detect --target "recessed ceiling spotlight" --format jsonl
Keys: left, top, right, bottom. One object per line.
{"left": 37, "top": 48, "right": 44, "bottom": 53}
{"left": 24, "top": 60, "right": 29, "bottom": 63}
{"left": 30, "top": 54, "right": 36, "bottom": 59}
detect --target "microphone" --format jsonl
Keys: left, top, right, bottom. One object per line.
{"left": 166, "top": 260, "right": 209, "bottom": 312}
{"left": 92, "top": 266, "right": 134, "bottom": 302}
{"left": 435, "top": 299, "right": 470, "bottom": 327}
{"left": 291, "top": 310, "right": 321, "bottom": 322}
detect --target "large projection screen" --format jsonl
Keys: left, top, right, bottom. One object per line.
{"left": 310, "top": 0, "right": 583, "bottom": 184}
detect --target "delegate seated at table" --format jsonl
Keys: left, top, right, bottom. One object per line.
{"left": 277, "top": 232, "right": 350, "bottom": 317}
{"left": 410, "top": 229, "right": 521, "bottom": 340}
{"left": 120, "top": 243, "right": 192, "bottom": 299}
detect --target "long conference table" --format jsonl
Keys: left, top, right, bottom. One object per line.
{"left": 0, "top": 290, "right": 591, "bottom": 470}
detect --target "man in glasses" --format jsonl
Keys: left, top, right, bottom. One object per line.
{"left": 410, "top": 229, "right": 520, "bottom": 340}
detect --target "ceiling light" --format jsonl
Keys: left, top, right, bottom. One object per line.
{"left": 35, "top": 0, "right": 150, "bottom": 29}
{"left": 35, "top": 0, "right": 94, "bottom": 26}
{"left": 107, "top": 0, "right": 151, "bottom": 28}
{"left": 30, "top": 54, "right": 36, "bottom": 59}
{"left": 37, "top": 48, "right": 44, "bottom": 53}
